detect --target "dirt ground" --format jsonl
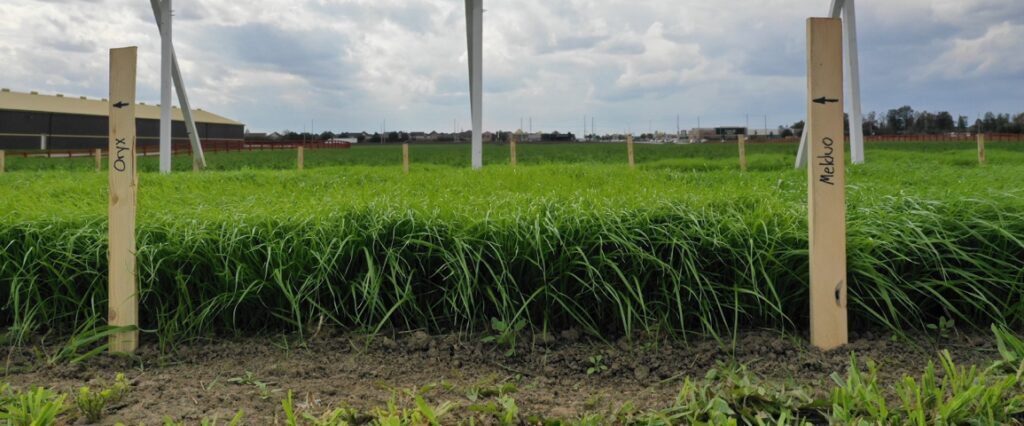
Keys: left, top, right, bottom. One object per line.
{"left": 1, "top": 328, "right": 1002, "bottom": 424}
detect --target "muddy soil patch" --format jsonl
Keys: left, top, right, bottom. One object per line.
{"left": 1, "top": 329, "right": 1000, "bottom": 424}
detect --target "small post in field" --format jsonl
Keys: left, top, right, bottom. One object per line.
{"left": 0, "top": 150, "right": 5, "bottom": 173}
{"left": 402, "top": 143, "right": 410, "bottom": 174}
{"left": 626, "top": 133, "right": 635, "bottom": 169}
{"left": 107, "top": 46, "right": 140, "bottom": 353}
{"left": 297, "top": 146, "right": 304, "bottom": 171}
{"left": 95, "top": 148, "right": 102, "bottom": 171}
{"left": 510, "top": 131, "right": 519, "bottom": 166}
{"left": 977, "top": 133, "right": 986, "bottom": 165}
{"left": 738, "top": 134, "right": 748, "bottom": 172}
{"left": 806, "top": 18, "right": 847, "bottom": 351}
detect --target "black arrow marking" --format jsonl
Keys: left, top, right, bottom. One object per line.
{"left": 813, "top": 97, "right": 840, "bottom": 105}
{"left": 113, "top": 101, "right": 129, "bottom": 109}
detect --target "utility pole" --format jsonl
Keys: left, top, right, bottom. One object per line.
{"left": 592, "top": 117, "right": 595, "bottom": 141}
{"left": 529, "top": 117, "right": 532, "bottom": 133}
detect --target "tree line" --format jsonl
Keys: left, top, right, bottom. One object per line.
{"left": 790, "top": 106, "right": 1024, "bottom": 137}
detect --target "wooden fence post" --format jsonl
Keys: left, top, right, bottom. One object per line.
{"left": 297, "top": 146, "right": 304, "bottom": 171}
{"left": 977, "top": 133, "right": 986, "bottom": 165}
{"left": 510, "top": 131, "right": 518, "bottom": 166}
{"left": 626, "top": 134, "right": 635, "bottom": 169}
{"left": 738, "top": 135, "right": 748, "bottom": 172}
{"left": 107, "top": 46, "right": 139, "bottom": 354}
{"left": 95, "top": 148, "right": 102, "bottom": 172}
{"left": 0, "top": 150, "right": 5, "bottom": 173}
{"left": 402, "top": 143, "right": 410, "bottom": 174}
{"left": 807, "top": 18, "right": 847, "bottom": 351}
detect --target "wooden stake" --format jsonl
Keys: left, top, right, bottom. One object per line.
{"left": 977, "top": 133, "right": 986, "bottom": 165}
{"left": 107, "top": 46, "right": 139, "bottom": 354}
{"left": 0, "top": 150, "right": 5, "bottom": 173}
{"left": 738, "top": 135, "right": 748, "bottom": 172}
{"left": 402, "top": 143, "right": 410, "bottom": 174}
{"left": 807, "top": 18, "right": 847, "bottom": 351}
{"left": 626, "top": 134, "right": 635, "bottom": 169}
{"left": 510, "top": 131, "right": 518, "bottom": 166}
{"left": 297, "top": 146, "right": 304, "bottom": 171}
{"left": 95, "top": 148, "right": 102, "bottom": 172}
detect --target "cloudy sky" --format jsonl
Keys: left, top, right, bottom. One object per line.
{"left": 1, "top": 0, "right": 1022, "bottom": 133}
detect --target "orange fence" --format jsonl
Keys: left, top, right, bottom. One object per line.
{"left": 747, "top": 133, "right": 1024, "bottom": 144}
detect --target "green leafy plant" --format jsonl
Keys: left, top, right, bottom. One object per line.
{"left": 0, "top": 386, "right": 68, "bottom": 426}
{"left": 75, "top": 373, "right": 131, "bottom": 423}
{"left": 228, "top": 371, "right": 275, "bottom": 399}
{"left": 482, "top": 317, "right": 526, "bottom": 356}
{"left": 586, "top": 355, "right": 608, "bottom": 376}
{"left": 926, "top": 316, "right": 955, "bottom": 340}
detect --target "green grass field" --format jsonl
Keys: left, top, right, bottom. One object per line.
{"left": 1, "top": 141, "right": 1022, "bottom": 347}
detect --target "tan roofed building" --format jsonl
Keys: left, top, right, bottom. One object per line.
{"left": 0, "top": 88, "right": 244, "bottom": 150}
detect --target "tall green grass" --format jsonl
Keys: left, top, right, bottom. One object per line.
{"left": 1, "top": 142, "right": 1022, "bottom": 346}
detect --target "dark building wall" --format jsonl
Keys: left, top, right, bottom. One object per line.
{"left": 0, "top": 109, "right": 244, "bottom": 150}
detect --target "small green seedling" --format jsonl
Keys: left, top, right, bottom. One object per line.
{"left": 482, "top": 317, "right": 526, "bottom": 356}
{"left": 926, "top": 316, "right": 955, "bottom": 340}
{"left": 228, "top": 371, "right": 275, "bottom": 399}
{"left": 75, "top": 373, "right": 131, "bottom": 423}
{"left": 587, "top": 355, "right": 608, "bottom": 376}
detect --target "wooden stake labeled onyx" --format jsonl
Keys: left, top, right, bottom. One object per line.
{"left": 0, "top": 150, "right": 5, "bottom": 173}
{"left": 402, "top": 143, "right": 410, "bottom": 174}
{"left": 977, "top": 133, "right": 986, "bottom": 165}
{"left": 738, "top": 135, "right": 748, "bottom": 172}
{"left": 297, "top": 146, "right": 304, "bottom": 171}
{"left": 806, "top": 18, "right": 847, "bottom": 351}
{"left": 626, "top": 134, "right": 635, "bottom": 169}
{"left": 108, "top": 47, "right": 139, "bottom": 353}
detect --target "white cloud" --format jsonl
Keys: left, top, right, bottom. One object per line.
{"left": 0, "top": 0, "right": 1021, "bottom": 132}
{"left": 924, "top": 22, "right": 1024, "bottom": 79}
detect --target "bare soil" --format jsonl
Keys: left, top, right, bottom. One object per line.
{"left": 1, "top": 329, "right": 1001, "bottom": 424}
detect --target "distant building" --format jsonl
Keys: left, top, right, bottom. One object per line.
{"left": 688, "top": 127, "right": 748, "bottom": 142}
{"left": 0, "top": 88, "right": 244, "bottom": 150}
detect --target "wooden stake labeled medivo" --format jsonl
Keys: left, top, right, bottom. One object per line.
{"left": 977, "top": 133, "right": 986, "bottom": 165}
{"left": 402, "top": 143, "right": 410, "bottom": 174}
{"left": 107, "top": 46, "right": 140, "bottom": 353}
{"left": 510, "top": 131, "right": 519, "bottom": 166}
{"left": 738, "top": 135, "right": 748, "bottom": 172}
{"left": 807, "top": 18, "right": 847, "bottom": 351}
{"left": 626, "top": 134, "right": 635, "bottom": 169}
{"left": 297, "top": 146, "right": 304, "bottom": 171}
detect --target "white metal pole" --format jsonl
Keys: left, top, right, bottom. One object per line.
{"left": 796, "top": 128, "right": 810, "bottom": 167}
{"left": 159, "top": 0, "right": 172, "bottom": 174}
{"left": 149, "top": 0, "right": 205, "bottom": 169}
{"left": 466, "top": 0, "right": 483, "bottom": 169}
{"left": 844, "top": 0, "right": 865, "bottom": 164}
{"left": 799, "top": 0, "right": 860, "bottom": 168}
